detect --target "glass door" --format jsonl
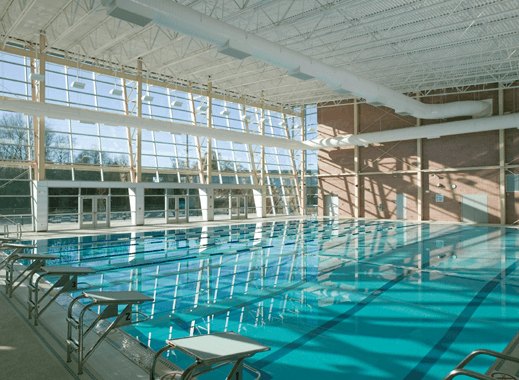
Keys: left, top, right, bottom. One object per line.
{"left": 239, "top": 196, "right": 248, "bottom": 219}
{"left": 178, "top": 196, "right": 188, "bottom": 223}
{"left": 80, "top": 197, "right": 95, "bottom": 228}
{"left": 95, "top": 197, "right": 110, "bottom": 228}
{"left": 229, "top": 196, "right": 239, "bottom": 220}
{"left": 166, "top": 196, "right": 189, "bottom": 224}
{"left": 79, "top": 196, "right": 110, "bottom": 229}
{"left": 166, "top": 196, "right": 176, "bottom": 223}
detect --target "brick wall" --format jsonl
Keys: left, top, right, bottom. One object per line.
{"left": 317, "top": 83, "right": 519, "bottom": 224}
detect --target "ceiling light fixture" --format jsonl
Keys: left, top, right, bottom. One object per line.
{"left": 71, "top": 53, "right": 86, "bottom": 90}
{"left": 71, "top": 81, "right": 86, "bottom": 89}
{"left": 142, "top": 73, "right": 154, "bottom": 102}
{"left": 220, "top": 96, "right": 230, "bottom": 115}
{"left": 197, "top": 104, "right": 208, "bottom": 112}
{"left": 29, "top": 73, "right": 45, "bottom": 82}
{"left": 171, "top": 89, "right": 183, "bottom": 107}
{"left": 110, "top": 68, "right": 122, "bottom": 96}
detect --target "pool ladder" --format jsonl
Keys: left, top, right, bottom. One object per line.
{"left": 3, "top": 223, "right": 22, "bottom": 240}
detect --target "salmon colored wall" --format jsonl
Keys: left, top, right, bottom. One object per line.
{"left": 317, "top": 83, "right": 519, "bottom": 224}
{"left": 318, "top": 176, "right": 356, "bottom": 218}
{"left": 363, "top": 174, "right": 418, "bottom": 220}
{"left": 423, "top": 170, "right": 500, "bottom": 223}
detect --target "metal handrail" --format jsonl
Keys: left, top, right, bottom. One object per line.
{"left": 443, "top": 349, "right": 519, "bottom": 380}
{"left": 2, "top": 221, "right": 22, "bottom": 240}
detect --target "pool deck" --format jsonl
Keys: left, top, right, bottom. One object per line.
{"left": 20, "top": 214, "right": 309, "bottom": 241}
{"left": 0, "top": 272, "right": 153, "bottom": 380}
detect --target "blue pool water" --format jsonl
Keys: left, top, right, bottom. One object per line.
{"left": 24, "top": 220, "right": 519, "bottom": 379}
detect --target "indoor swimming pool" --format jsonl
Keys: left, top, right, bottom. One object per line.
{"left": 23, "top": 220, "right": 519, "bottom": 380}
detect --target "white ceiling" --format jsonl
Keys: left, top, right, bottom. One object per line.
{"left": 2, "top": 0, "right": 519, "bottom": 109}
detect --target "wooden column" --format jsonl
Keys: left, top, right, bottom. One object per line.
{"left": 417, "top": 136, "right": 423, "bottom": 221}
{"left": 122, "top": 78, "right": 136, "bottom": 182}
{"left": 353, "top": 100, "right": 360, "bottom": 218}
{"left": 136, "top": 59, "right": 143, "bottom": 182}
{"left": 206, "top": 81, "right": 212, "bottom": 184}
{"left": 301, "top": 107, "right": 306, "bottom": 215}
{"left": 261, "top": 98, "right": 266, "bottom": 186}
{"left": 242, "top": 102, "right": 259, "bottom": 186}
{"left": 283, "top": 114, "right": 303, "bottom": 214}
{"left": 30, "top": 45, "right": 38, "bottom": 178}
{"left": 416, "top": 93, "right": 423, "bottom": 221}
{"left": 36, "top": 34, "right": 46, "bottom": 181}
{"left": 499, "top": 83, "right": 505, "bottom": 225}
{"left": 188, "top": 89, "right": 206, "bottom": 184}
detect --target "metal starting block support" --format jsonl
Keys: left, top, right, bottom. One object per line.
{"left": 66, "top": 291, "right": 154, "bottom": 375}
{"left": 4, "top": 252, "right": 58, "bottom": 298}
{"left": 28, "top": 266, "right": 96, "bottom": 326}
{"left": 0, "top": 237, "right": 19, "bottom": 245}
{"left": 0, "top": 243, "right": 35, "bottom": 271}
{"left": 149, "top": 331, "right": 270, "bottom": 380}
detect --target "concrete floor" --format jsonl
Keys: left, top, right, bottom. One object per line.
{"left": 0, "top": 290, "right": 81, "bottom": 380}
{"left": 21, "top": 214, "right": 306, "bottom": 241}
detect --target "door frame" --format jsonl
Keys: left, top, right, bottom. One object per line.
{"left": 229, "top": 195, "right": 248, "bottom": 220}
{"left": 165, "top": 195, "right": 189, "bottom": 224}
{"left": 79, "top": 196, "right": 110, "bottom": 229}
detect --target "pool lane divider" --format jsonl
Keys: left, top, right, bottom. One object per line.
{"left": 65, "top": 223, "right": 405, "bottom": 274}
{"left": 252, "top": 247, "right": 435, "bottom": 373}
{"left": 35, "top": 219, "right": 378, "bottom": 256}
{"left": 52, "top": 223, "right": 355, "bottom": 265}
{"left": 151, "top": 237, "right": 370, "bottom": 327}
{"left": 52, "top": 220, "right": 397, "bottom": 266}
{"left": 402, "top": 258, "right": 519, "bottom": 380}
{"left": 76, "top": 232, "right": 342, "bottom": 293}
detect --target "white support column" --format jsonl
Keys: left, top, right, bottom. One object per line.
{"left": 129, "top": 186, "right": 144, "bottom": 226}
{"left": 253, "top": 188, "right": 266, "bottom": 218}
{"left": 32, "top": 181, "right": 48, "bottom": 232}
{"left": 199, "top": 188, "right": 214, "bottom": 221}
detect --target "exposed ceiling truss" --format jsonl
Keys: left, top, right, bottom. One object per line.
{"left": 0, "top": 0, "right": 518, "bottom": 109}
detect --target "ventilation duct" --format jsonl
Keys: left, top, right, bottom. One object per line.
{"left": 217, "top": 40, "right": 253, "bottom": 60}
{"left": 102, "top": 0, "right": 492, "bottom": 120}
{"left": 0, "top": 96, "right": 305, "bottom": 150}
{"left": 2, "top": 95, "right": 516, "bottom": 152}
{"left": 102, "top": 0, "right": 153, "bottom": 27}
{"left": 302, "top": 113, "right": 519, "bottom": 150}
